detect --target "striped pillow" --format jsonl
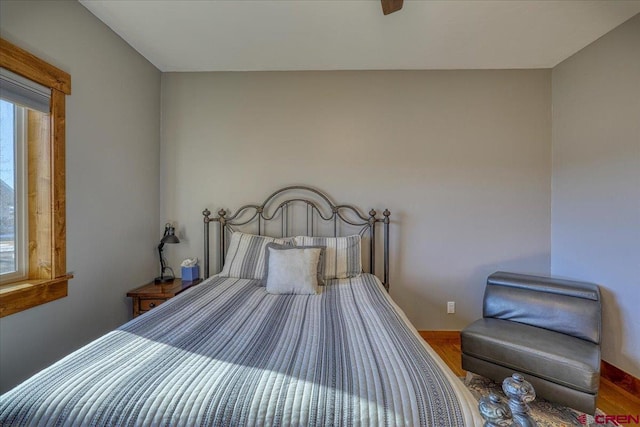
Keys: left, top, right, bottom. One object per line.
{"left": 220, "top": 232, "right": 289, "bottom": 279}
{"left": 294, "top": 235, "right": 362, "bottom": 279}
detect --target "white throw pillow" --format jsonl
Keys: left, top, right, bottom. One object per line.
{"left": 264, "top": 245, "right": 323, "bottom": 294}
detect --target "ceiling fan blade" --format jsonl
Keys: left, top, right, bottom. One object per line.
{"left": 381, "top": 0, "right": 403, "bottom": 15}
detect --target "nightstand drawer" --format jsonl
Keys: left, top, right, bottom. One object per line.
{"left": 127, "top": 279, "right": 203, "bottom": 318}
{"left": 139, "top": 298, "right": 166, "bottom": 311}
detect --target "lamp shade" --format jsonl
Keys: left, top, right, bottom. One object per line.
{"left": 162, "top": 233, "right": 179, "bottom": 244}
{"left": 161, "top": 224, "right": 180, "bottom": 244}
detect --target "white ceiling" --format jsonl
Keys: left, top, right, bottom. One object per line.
{"left": 79, "top": 0, "right": 640, "bottom": 72}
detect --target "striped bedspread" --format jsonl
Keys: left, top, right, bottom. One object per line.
{"left": 0, "top": 274, "right": 481, "bottom": 426}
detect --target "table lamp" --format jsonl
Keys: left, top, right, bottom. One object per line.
{"left": 155, "top": 222, "right": 180, "bottom": 283}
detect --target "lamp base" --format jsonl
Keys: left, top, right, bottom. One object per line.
{"left": 154, "top": 276, "right": 175, "bottom": 284}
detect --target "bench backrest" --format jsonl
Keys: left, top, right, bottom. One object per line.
{"left": 483, "top": 271, "right": 601, "bottom": 344}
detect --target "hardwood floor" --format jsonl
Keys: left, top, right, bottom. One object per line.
{"left": 421, "top": 333, "right": 640, "bottom": 419}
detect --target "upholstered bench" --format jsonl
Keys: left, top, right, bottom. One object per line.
{"left": 461, "top": 271, "right": 602, "bottom": 414}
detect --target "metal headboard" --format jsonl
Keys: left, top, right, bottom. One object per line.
{"left": 202, "top": 185, "right": 391, "bottom": 290}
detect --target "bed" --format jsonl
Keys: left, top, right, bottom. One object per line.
{"left": 0, "top": 186, "right": 484, "bottom": 426}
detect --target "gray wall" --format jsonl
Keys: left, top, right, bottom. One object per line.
{"left": 551, "top": 14, "right": 640, "bottom": 377}
{"left": 0, "top": 1, "right": 161, "bottom": 392}
{"left": 161, "top": 70, "right": 552, "bottom": 331}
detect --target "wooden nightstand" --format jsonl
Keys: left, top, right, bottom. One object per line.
{"left": 127, "top": 278, "right": 203, "bottom": 318}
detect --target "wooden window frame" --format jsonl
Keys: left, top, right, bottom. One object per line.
{"left": 0, "top": 38, "right": 72, "bottom": 317}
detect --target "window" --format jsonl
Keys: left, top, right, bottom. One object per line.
{"left": 0, "top": 99, "right": 28, "bottom": 281}
{"left": 0, "top": 38, "right": 72, "bottom": 317}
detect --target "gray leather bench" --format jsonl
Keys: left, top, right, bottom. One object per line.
{"left": 461, "top": 271, "right": 602, "bottom": 414}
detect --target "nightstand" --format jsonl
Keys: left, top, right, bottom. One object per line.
{"left": 127, "top": 278, "right": 203, "bottom": 318}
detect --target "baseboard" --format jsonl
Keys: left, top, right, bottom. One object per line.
{"left": 601, "top": 360, "right": 640, "bottom": 397}
{"left": 418, "top": 330, "right": 461, "bottom": 342}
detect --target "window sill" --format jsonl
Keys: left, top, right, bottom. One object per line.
{"left": 0, "top": 274, "right": 73, "bottom": 317}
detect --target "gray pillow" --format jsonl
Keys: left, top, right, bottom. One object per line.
{"left": 263, "top": 243, "right": 325, "bottom": 294}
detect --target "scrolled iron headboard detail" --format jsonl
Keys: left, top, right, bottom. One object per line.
{"left": 203, "top": 185, "right": 391, "bottom": 290}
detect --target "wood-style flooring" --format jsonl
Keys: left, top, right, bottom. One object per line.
{"left": 420, "top": 332, "right": 640, "bottom": 421}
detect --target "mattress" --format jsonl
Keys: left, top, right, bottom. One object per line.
{"left": 0, "top": 274, "right": 482, "bottom": 426}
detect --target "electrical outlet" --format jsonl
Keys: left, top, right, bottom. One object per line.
{"left": 447, "top": 301, "right": 455, "bottom": 314}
